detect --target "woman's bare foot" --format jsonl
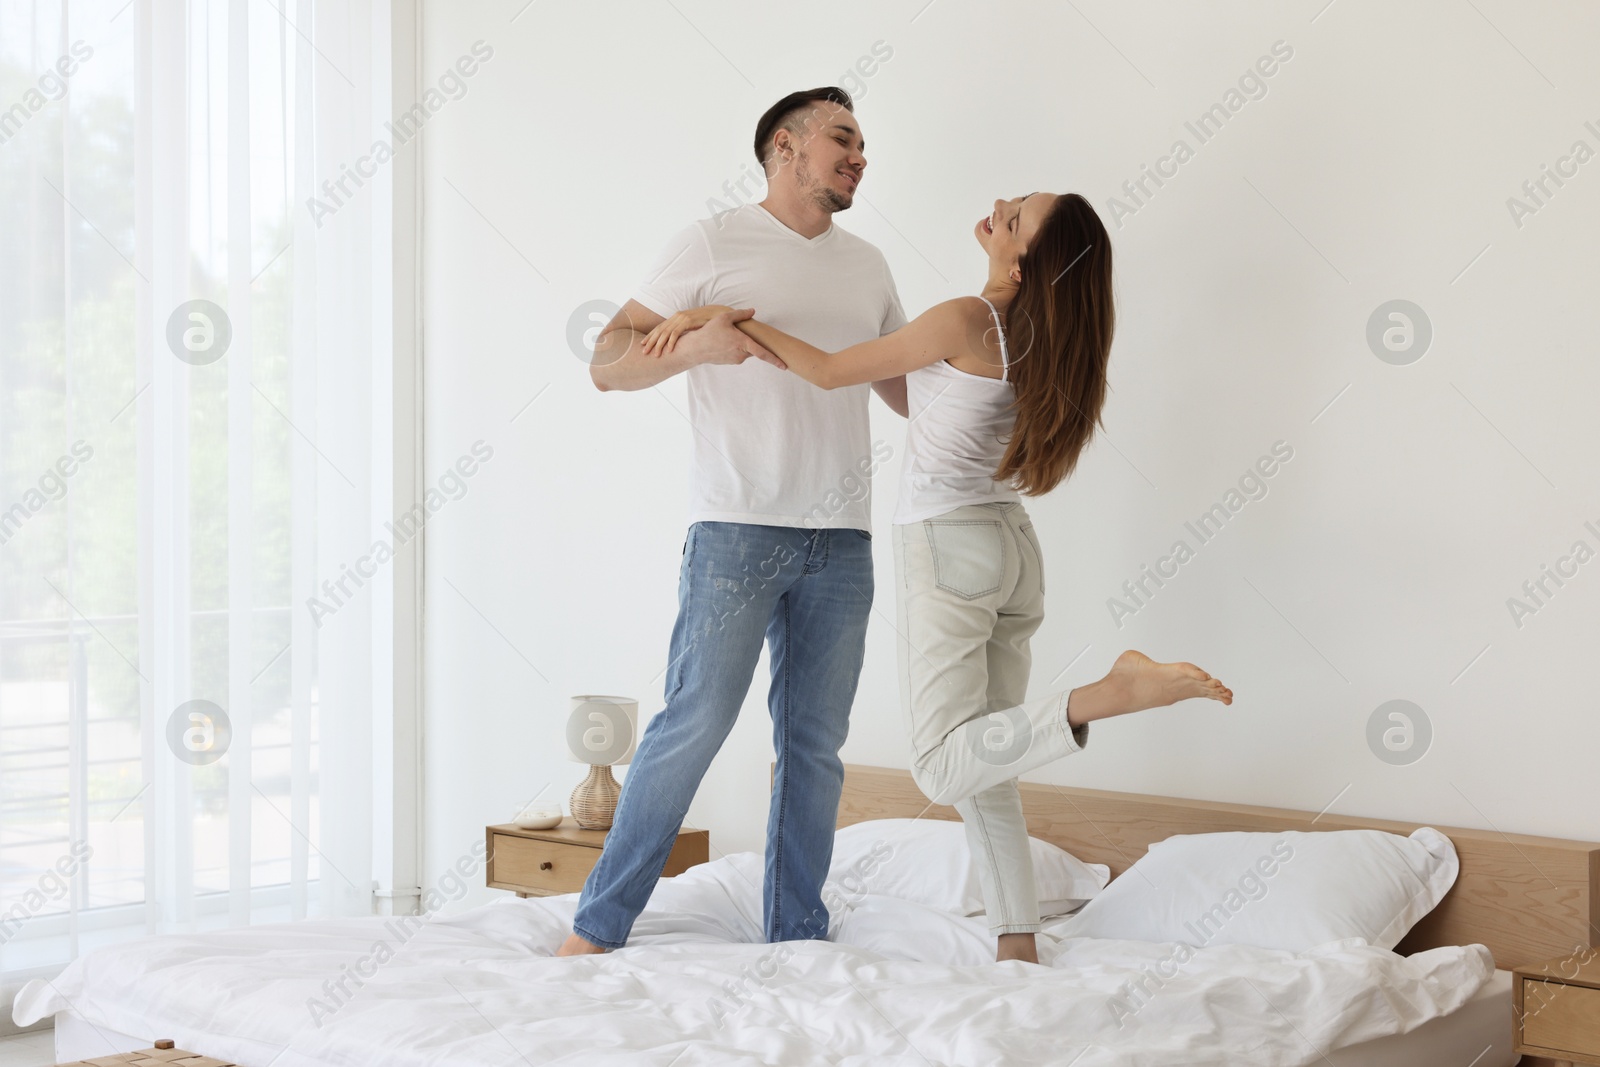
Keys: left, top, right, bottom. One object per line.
{"left": 996, "top": 932, "right": 1039, "bottom": 964}
{"left": 556, "top": 932, "right": 609, "bottom": 957}
{"left": 1067, "top": 650, "right": 1232, "bottom": 726}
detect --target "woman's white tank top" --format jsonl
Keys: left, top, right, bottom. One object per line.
{"left": 892, "top": 296, "right": 1021, "bottom": 525}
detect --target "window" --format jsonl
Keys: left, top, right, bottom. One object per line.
{"left": 0, "top": 0, "right": 409, "bottom": 986}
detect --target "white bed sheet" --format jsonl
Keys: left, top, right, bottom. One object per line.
{"left": 56, "top": 972, "right": 1510, "bottom": 1067}
{"left": 54, "top": 970, "right": 1515, "bottom": 1067}
{"left": 1328, "top": 967, "right": 1514, "bottom": 1067}
{"left": 19, "top": 853, "right": 1498, "bottom": 1067}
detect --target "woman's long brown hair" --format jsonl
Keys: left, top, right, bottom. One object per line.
{"left": 993, "top": 193, "right": 1114, "bottom": 496}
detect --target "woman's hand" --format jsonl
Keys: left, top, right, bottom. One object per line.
{"left": 642, "top": 305, "right": 742, "bottom": 356}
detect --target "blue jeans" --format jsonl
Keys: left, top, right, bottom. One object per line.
{"left": 571, "top": 521, "right": 874, "bottom": 948}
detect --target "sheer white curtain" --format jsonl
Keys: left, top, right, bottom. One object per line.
{"left": 0, "top": 0, "right": 395, "bottom": 990}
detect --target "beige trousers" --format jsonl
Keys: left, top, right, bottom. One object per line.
{"left": 892, "top": 501, "right": 1089, "bottom": 934}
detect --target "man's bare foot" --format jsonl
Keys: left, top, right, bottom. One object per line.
{"left": 556, "top": 932, "right": 609, "bottom": 957}
{"left": 1067, "top": 650, "right": 1232, "bottom": 726}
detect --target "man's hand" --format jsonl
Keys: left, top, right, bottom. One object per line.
{"left": 670, "top": 308, "right": 786, "bottom": 370}
{"left": 590, "top": 301, "right": 784, "bottom": 393}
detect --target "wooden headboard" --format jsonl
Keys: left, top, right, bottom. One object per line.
{"left": 836, "top": 763, "right": 1600, "bottom": 970}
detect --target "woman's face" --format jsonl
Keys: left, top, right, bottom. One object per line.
{"left": 975, "top": 192, "right": 1058, "bottom": 279}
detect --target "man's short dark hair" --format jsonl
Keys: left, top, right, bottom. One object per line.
{"left": 753, "top": 86, "right": 854, "bottom": 166}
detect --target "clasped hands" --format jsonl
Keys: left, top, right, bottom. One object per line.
{"left": 641, "top": 306, "right": 786, "bottom": 369}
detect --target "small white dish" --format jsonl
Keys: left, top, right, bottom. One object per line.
{"left": 514, "top": 805, "right": 564, "bottom": 830}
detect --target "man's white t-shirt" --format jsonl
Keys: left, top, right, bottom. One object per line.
{"left": 633, "top": 203, "right": 906, "bottom": 532}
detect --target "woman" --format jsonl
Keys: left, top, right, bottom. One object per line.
{"left": 642, "top": 192, "right": 1232, "bottom": 964}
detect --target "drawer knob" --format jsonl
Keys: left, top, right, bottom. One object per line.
{"left": 539, "top": 861, "right": 553, "bottom": 871}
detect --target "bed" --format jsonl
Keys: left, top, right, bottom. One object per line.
{"left": 16, "top": 763, "right": 1599, "bottom": 1066}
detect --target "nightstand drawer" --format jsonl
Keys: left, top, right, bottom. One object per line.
{"left": 1522, "top": 977, "right": 1600, "bottom": 1055}
{"left": 485, "top": 820, "right": 709, "bottom": 898}
{"left": 489, "top": 833, "right": 599, "bottom": 895}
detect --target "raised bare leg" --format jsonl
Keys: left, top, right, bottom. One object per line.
{"left": 1067, "top": 650, "right": 1232, "bottom": 728}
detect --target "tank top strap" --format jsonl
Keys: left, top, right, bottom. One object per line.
{"left": 976, "top": 295, "right": 1010, "bottom": 382}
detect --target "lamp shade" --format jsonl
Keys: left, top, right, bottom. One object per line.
{"left": 564, "top": 695, "right": 637, "bottom": 766}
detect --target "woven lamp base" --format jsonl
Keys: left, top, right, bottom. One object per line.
{"left": 570, "top": 764, "right": 621, "bottom": 829}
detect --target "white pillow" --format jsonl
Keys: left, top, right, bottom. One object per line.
{"left": 1053, "top": 828, "right": 1458, "bottom": 952}
{"left": 827, "top": 818, "right": 1108, "bottom": 918}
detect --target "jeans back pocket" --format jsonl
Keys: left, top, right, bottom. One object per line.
{"left": 923, "top": 519, "right": 1005, "bottom": 599}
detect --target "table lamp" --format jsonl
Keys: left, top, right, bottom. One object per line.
{"left": 565, "top": 694, "right": 637, "bottom": 829}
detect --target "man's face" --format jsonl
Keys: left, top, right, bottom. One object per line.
{"left": 778, "top": 103, "right": 866, "bottom": 212}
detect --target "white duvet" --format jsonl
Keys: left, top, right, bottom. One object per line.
{"left": 14, "top": 853, "right": 1492, "bottom": 1066}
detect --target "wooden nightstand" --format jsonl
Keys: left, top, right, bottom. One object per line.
{"left": 485, "top": 818, "right": 709, "bottom": 897}
{"left": 1515, "top": 948, "right": 1600, "bottom": 1066}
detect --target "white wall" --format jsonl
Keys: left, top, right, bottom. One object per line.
{"left": 419, "top": 0, "right": 1600, "bottom": 911}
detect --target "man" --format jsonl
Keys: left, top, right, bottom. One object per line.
{"left": 559, "top": 87, "right": 907, "bottom": 954}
